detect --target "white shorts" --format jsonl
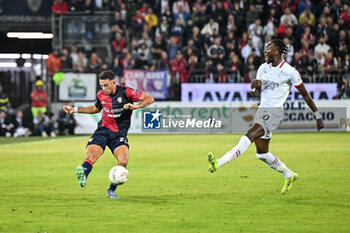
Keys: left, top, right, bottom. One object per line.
{"left": 253, "top": 108, "right": 284, "bottom": 139}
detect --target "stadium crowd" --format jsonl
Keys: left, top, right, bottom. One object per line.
{"left": 49, "top": 0, "right": 350, "bottom": 85}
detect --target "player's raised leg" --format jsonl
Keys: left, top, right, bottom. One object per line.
{"left": 107, "top": 145, "right": 129, "bottom": 199}
{"left": 208, "top": 124, "right": 264, "bottom": 172}
{"left": 254, "top": 138, "right": 298, "bottom": 194}
{"left": 76, "top": 145, "right": 103, "bottom": 187}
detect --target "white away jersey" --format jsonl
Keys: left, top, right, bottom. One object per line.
{"left": 256, "top": 60, "right": 303, "bottom": 108}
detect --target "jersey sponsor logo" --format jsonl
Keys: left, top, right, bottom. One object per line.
{"left": 117, "top": 97, "right": 122, "bottom": 103}
{"left": 107, "top": 113, "right": 122, "bottom": 118}
{"left": 263, "top": 80, "right": 280, "bottom": 90}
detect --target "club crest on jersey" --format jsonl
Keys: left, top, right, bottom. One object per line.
{"left": 117, "top": 97, "right": 122, "bottom": 103}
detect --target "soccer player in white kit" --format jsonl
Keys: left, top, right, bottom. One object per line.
{"left": 207, "top": 39, "right": 324, "bottom": 194}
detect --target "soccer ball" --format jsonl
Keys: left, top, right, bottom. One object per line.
{"left": 109, "top": 166, "right": 129, "bottom": 185}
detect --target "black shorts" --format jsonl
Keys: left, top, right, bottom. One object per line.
{"left": 87, "top": 127, "right": 129, "bottom": 153}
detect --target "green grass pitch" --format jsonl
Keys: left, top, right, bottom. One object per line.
{"left": 0, "top": 133, "right": 349, "bottom": 233}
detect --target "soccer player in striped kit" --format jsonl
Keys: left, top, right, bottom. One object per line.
{"left": 63, "top": 70, "right": 154, "bottom": 198}
{"left": 208, "top": 39, "right": 324, "bottom": 194}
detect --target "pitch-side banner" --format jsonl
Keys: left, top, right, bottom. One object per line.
{"left": 59, "top": 73, "right": 97, "bottom": 101}
{"left": 124, "top": 70, "right": 167, "bottom": 100}
{"left": 71, "top": 100, "right": 350, "bottom": 134}
{"left": 181, "top": 83, "right": 337, "bottom": 102}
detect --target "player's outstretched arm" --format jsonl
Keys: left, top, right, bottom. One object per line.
{"left": 296, "top": 83, "right": 324, "bottom": 131}
{"left": 124, "top": 93, "right": 155, "bottom": 110}
{"left": 63, "top": 105, "right": 101, "bottom": 115}
{"left": 250, "top": 79, "right": 262, "bottom": 98}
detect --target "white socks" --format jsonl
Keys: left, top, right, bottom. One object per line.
{"left": 218, "top": 135, "right": 251, "bottom": 167}
{"left": 256, "top": 152, "right": 292, "bottom": 178}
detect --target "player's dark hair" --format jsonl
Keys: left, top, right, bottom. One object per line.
{"left": 271, "top": 39, "right": 289, "bottom": 55}
{"left": 98, "top": 70, "right": 115, "bottom": 80}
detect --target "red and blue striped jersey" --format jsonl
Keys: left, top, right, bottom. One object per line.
{"left": 94, "top": 85, "right": 143, "bottom": 136}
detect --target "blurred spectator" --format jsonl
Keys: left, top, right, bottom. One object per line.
{"left": 155, "top": 17, "right": 170, "bottom": 41}
{"left": 241, "top": 38, "right": 260, "bottom": 62}
{"left": 325, "top": 50, "right": 338, "bottom": 71}
{"left": 217, "top": 63, "right": 227, "bottom": 83}
{"left": 110, "top": 11, "right": 126, "bottom": 35}
{"left": 245, "top": 5, "right": 259, "bottom": 30}
{"left": 132, "top": 10, "right": 145, "bottom": 39}
{"left": 299, "top": 6, "right": 316, "bottom": 27}
{"left": 57, "top": 106, "right": 76, "bottom": 135}
{"left": 172, "top": 0, "right": 190, "bottom": 15}
{"left": 70, "top": 45, "right": 78, "bottom": 63}
{"left": 263, "top": 19, "right": 275, "bottom": 37}
{"left": 297, "top": 0, "right": 315, "bottom": 17}
{"left": 138, "top": 32, "right": 153, "bottom": 49}
{"left": 167, "top": 36, "right": 180, "bottom": 60}
{"left": 330, "top": 0, "right": 343, "bottom": 22}
{"left": 122, "top": 53, "right": 135, "bottom": 69}
{"left": 0, "top": 84, "right": 9, "bottom": 111}
{"left": 268, "top": 8, "right": 279, "bottom": 27}
{"left": 144, "top": 8, "right": 158, "bottom": 33}
{"left": 183, "top": 18, "right": 194, "bottom": 42}
{"left": 192, "top": 4, "right": 207, "bottom": 29}
{"left": 278, "top": 17, "right": 293, "bottom": 38}
{"left": 134, "top": 53, "right": 149, "bottom": 70}
{"left": 137, "top": 43, "right": 150, "bottom": 62}
{"left": 340, "top": 4, "right": 350, "bottom": 28}
{"left": 282, "top": 0, "right": 297, "bottom": 14}
{"left": 162, "top": 5, "right": 173, "bottom": 26}
{"left": 314, "top": 36, "right": 331, "bottom": 56}
{"left": 212, "top": 2, "right": 228, "bottom": 34}
{"left": 283, "top": 37, "right": 294, "bottom": 63}
{"left": 280, "top": 7, "right": 298, "bottom": 27}
{"left": 60, "top": 47, "right": 73, "bottom": 69}
{"left": 149, "top": 58, "right": 158, "bottom": 71}
{"left": 227, "top": 14, "right": 237, "bottom": 35}
{"left": 226, "top": 52, "right": 243, "bottom": 82}
{"left": 88, "top": 52, "right": 102, "bottom": 73}
{"left": 248, "top": 18, "right": 263, "bottom": 37}
{"left": 111, "top": 57, "right": 124, "bottom": 78}
{"left": 31, "top": 80, "right": 48, "bottom": 118}
{"left": 207, "top": 38, "right": 225, "bottom": 66}
{"left": 33, "top": 111, "right": 56, "bottom": 137}
{"left": 0, "top": 110, "right": 14, "bottom": 137}
{"left": 301, "top": 26, "right": 316, "bottom": 46}
{"left": 46, "top": 49, "right": 62, "bottom": 76}
{"left": 171, "top": 18, "right": 185, "bottom": 43}
{"left": 171, "top": 51, "right": 188, "bottom": 83}
{"left": 151, "top": 35, "right": 166, "bottom": 60}
{"left": 13, "top": 110, "right": 31, "bottom": 138}
{"left": 111, "top": 32, "right": 126, "bottom": 57}
{"left": 174, "top": 5, "right": 190, "bottom": 26}
{"left": 316, "top": 0, "right": 328, "bottom": 19}
{"left": 316, "top": 16, "right": 328, "bottom": 40}
{"left": 52, "top": 0, "right": 68, "bottom": 15}
{"left": 231, "top": 1, "right": 245, "bottom": 36}
{"left": 73, "top": 50, "right": 88, "bottom": 72}
{"left": 84, "top": 0, "right": 94, "bottom": 14}
{"left": 187, "top": 54, "right": 201, "bottom": 81}
{"left": 243, "top": 55, "right": 257, "bottom": 83}
{"left": 201, "top": 18, "right": 219, "bottom": 36}
{"left": 157, "top": 51, "right": 169, "bottom": 70}
{"left": 337, "top": 79, "right": 350, "bottom": 99}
